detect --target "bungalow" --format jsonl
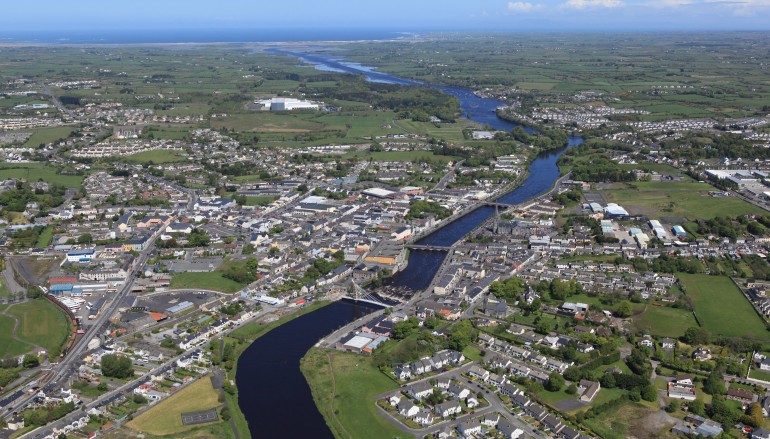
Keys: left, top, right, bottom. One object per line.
{"left": 726, "top": 387, "right": 756, "bottom": 405}
{"left": 668, "top": 376, "right": 697, "bottom": 401}
{"left": 692, "top": 347, "right": 712, "bottom": 361}
{"left": 661, "top": 338, "right": 676, "bottom": 350}
{"left": 434, "top": 400, "right": 462, "bottom": 418}
{"left": 578, "top": 380, "right": 601, "bottom": 402}
{"left": 388, "top": 394, "right": 402, "bottom": 406}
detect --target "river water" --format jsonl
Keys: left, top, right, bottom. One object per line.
{"left": 237, "top": 50, "right": 583, "bottom": 437}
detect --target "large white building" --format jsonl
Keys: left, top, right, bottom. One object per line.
{"left": 255, "top": 98, "right": 319, "bottom": 111}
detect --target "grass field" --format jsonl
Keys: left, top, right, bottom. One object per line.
{"left": 634, "top": 304, "right": 698, "bottom": 337}
{"left": 22, "top": 127, "right": 73, "bottom": 147}
{"left": 603, "top": 181, "right": 764, "bottom": 220}
{"left": 170, "top": 272, "right": 244, "bottom": 294}
{"left": 125, "top": 149, "right": 187, "bottom": 164}
{"left": 582, "top": 400, "right": 677, "bottom": 439}
{"left": 34, "top": 226, "right": 54, "bottom": 248}
{"left": 127, "top": 376, "right": 222, "bottom": 435}
{"left": 0, "top": 313, "right": 34, "bottom": 357}
{"left": 301, "top": 348, "right": 409, "bottom": 439}
{"left": 0, "top": 164, "right": 83, "bottom": 187}
{"left": 6, "top": 299, "right": 71, "bottom": 355}
{"left": 678, "top": 274, "right": 769, "bottom": 339}
{"left": 342, "top": 149, "right": 458, "bottom": 163}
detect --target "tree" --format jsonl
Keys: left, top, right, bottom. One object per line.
{"left": 683, "top": 327, "right": 711, "bottom": 345}
{"left": 545, "top": 371, "right": 565, "bottom": 392}
{"left": 615, "top": 301, "right": 632, "bottom": 318}
{"left": 392, "top": 318, "right": 420, "bottom": 340}
{"left": 743, "top": 402, "right": 764, "bottom": 428}
{"left": 101, "top": 354, "right": 134, "bottom": 379}
{"left": 641, "top": 384, "right": 657, "bottom": 402}
{"left": 703, "top": 369, "right": 726, "bottom": 395}
{"left": 688, "top": 399, "right": 706, "bottom": 416}
{"left": 133, "top": 394, "right": 147, "bottom": 404}
{"left": 446, "top": 320, "right": 478, "bottom": 352}
{"left": 666, "top": 400, "right": 680, "bottom": 413}
{"left": 22, "top": 354, "right": 40, "bottom": 368}
{"left": 97, "top": 382, "right": 108, "bottom": 392}
{"left": 566, "top": 384, "right": 578, "bottom": 395}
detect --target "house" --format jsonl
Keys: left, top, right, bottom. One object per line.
{"left": 668, "top": 375, "right": 697, "bottom": 401}
{"left": 661, "top": 338, "right": 676, "bottom": 350}
{"left": 468, "top": 365, "right": 490, "bottom": 381}
{"left": 414, "top": 409, "right": 434, "bottom": 426}
{"left": 638, "top": 335, "right": 654, "bottom": 349}
{"left": 481, "top": 412, "right": 500, "bottom": 427}
{"left": 497, "top": 418, "right": 525, "bottom": 439}
{"left": 726, "top": 387, "right": 756, "bottom": 405}
{"left": 405, "top": 382, "right": 434, "bottom": 400}
{"left": 393, "top": 366, "right": 412, "bottom": 381}
{"left": 542, "top": 414, "right": 565, "bottom": 434}
{"left": 388, "top": 394, "right": 401, "bottom": 406}
{"left": 398, "top": 399, "right": 419, "bottom": 418}
{"left": 457, "top": 418, "right": 482, "bottom": 437}
{"left": 447, "top": 383, "right": 471, "bottom": 399}
{"left": 434, "top": 400, "right": 462, "bottom": 418}
{"left": 578, "top": 380, "right": 601, "bottom": 402}
{"left": 759, "top": 358, "right": 770, "bottom": 371}
{"left": 761, "top": 396, "right": 770, "bottom": 417}
{"left": 752, "top": 428, "right": 770, "bottom": 439}
{"left": 692, "top": 347, "right": 712, "bottom": 361}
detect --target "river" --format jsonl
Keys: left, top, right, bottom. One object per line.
{"left": 237, "top": 50, "right": 583, "bottom": 437}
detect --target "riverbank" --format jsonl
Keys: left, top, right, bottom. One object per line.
{"left": 301, "top": 348, "right": 411, "bottom": 439}
{"left": 224, "top": 301, "right": 331, "bottom": 438}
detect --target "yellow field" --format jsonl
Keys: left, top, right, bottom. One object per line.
{"left": 127, "top": 376, "right": 222, "bottom": 435}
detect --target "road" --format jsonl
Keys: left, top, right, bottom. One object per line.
{"left": 2, "top": 226, "right": 166, "bottom": 421}
{"left": 20, "top": 302, "right": 280, "bottom": 439}
{"left": 430, "top": 160, "right": 464, "bottom": 192}
{"left": 39, "top": 84, "right": 75, "bottom": 120}
{"left": 373, "top": 362, "right": 545, "bottom": 438}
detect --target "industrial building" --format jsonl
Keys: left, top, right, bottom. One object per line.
{"left": 254, "top": 97, "right": 320, "bottom": 111}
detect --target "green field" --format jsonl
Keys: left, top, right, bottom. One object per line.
{"left": 34, "top": 226, "right": 54, "bottom": 248}
{"left": 342, "top": 149, "right": 458, "bottom": 163}
{"left": 22, "top": 127, "right": 73, "bottom": 147}
{"left": 127, "top": 376, "right": 222, "bottom": 435}
{"left": 634, "top": 304, "right": 698, "bottom": 337}
{"left": 0, "top": 313, "right": 34, "bottom": 357}
{"left": 170, "top": 271, "right": 245, "bottom": 294}
{"left": 301, "top": 348, "right": 408, "bottom": 439}
{"left": 604, "top": 181, "right": 764, "bottom": 220}
{"left": 125, "top": 149, "right": 187, "bottom": 164}
{"left": 0, "top": 163, "right": 83, "bottom": 187}
{"left": 678, "top": 274, "right": 769, "bottom": 340}
{"left": 6, "top": 299, "right": 71, "bottom": 355}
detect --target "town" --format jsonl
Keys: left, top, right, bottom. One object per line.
{"left": 1, "top": 31, "right": 770, "bottom": 439}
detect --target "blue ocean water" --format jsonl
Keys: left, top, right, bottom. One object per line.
{"left": 0, "top": 29, "right": 417, "bottom": 44}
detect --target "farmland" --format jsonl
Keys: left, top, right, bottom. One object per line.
{"left": 678, "top": 274, "right": 769, "bottom": 340}
{"left": 634, "top": 304, "right": 698, "bottom": 337}
{"left": 0, "top": 163, "right": 84, "bottom": 187}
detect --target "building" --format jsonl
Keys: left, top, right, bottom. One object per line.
{"left": 255, "top": 97, "right": 320, "bottom": 111}
{"left": 66, "top": 249, "right": 95, "bottom": 263}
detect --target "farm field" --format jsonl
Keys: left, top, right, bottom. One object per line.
{"left": 603, "top": 181, "right": 764, "bottom": 220}
{"left": 6, "top": 299, "right": 71, "bottom": 356}
{"left": 22, "top": 126, "right": 73, "bottom": 147}
{"left": 301, "top": 348, "right": 408, "bottom": 439}
{"left": 678, "top": 274, "right": 769, "bottom": 340}
{"left": 634, "top": 304, "right": 698, "bottom": 337}
{"left": 127, "top": 376, "right": 222, "bottom": 435}
{"left": 0, "top": 163, "right": 83, "bottom": 187}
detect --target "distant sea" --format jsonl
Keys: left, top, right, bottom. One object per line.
{"left": 0, "top": 29, "right": 418, "bottom": 44}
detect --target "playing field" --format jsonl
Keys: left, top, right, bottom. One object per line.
{"left": 0, "top": 313, "right": 34, "bottom": 357}
{"left": 678, "top": 274, "right": 769, "bottom": 340}
{"left": 301, "top": 348, "right": 409, "bottom": 439}
{"left": 604, "top": 181, "right": 764, "bottom": 219}
{"left": 127, "top": 376, "right": 221, "bottom": 435}
{"left": 6, "top": 299, "right": 71, "bottom": 355}
{"left": 634, "top": 304, "right": 698, "bottom": 337}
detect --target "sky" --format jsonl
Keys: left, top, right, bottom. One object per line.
{"left": 2, "top": 0, "right": 769, "bottom": 36}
